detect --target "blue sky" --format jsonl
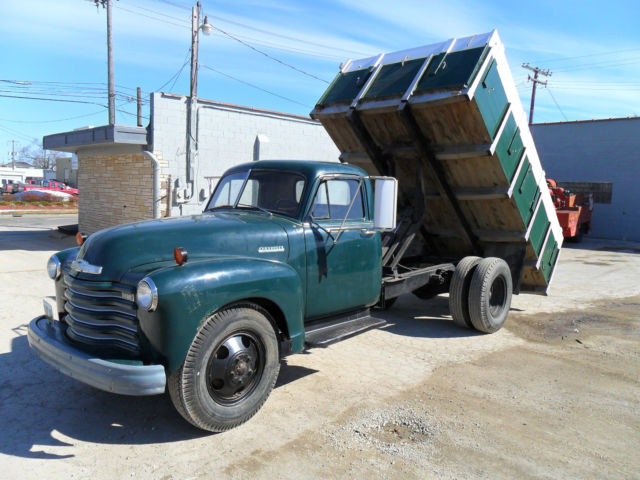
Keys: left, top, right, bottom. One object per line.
{"left": 1, "top": 0, "right": 639, "bottom": 163}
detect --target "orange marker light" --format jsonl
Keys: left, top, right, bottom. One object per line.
{"left": 76, "top": 232, "right": 87, "bottom": 246}
{"left": 174, "top": 247, "right": 188, "bottom": 265}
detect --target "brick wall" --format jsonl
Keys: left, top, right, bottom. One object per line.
{"left": 77, "top": 153, "right": 155, "bottom": 234}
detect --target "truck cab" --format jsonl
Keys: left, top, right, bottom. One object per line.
{"left": 28, "top": 160, "right": 397, "bottom": 432}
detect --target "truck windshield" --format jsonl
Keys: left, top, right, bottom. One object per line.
{"left": 206, "top": 170, "right": 306, "bottom": 218}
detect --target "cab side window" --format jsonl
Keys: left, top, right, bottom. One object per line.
{"left": 311, "top": 179, "right": 364, "bottom": 221}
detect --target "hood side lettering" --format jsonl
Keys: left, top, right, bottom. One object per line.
{"left": 258, "top": 246, "right": 285, "bottom": 253}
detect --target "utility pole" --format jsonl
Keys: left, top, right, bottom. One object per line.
{"left": 11, "top": 140, "right": 16, "bottom": 170}
{"left": 93, "top": 0, "right": 116, "bottom": 125}
{"left": 185, "top": 2, "right": 211, "bottom": 201}
{"left": 106, "top": 0, "right": 115, "bottom": 125}
{"left": 136, "top": 86, "right": 142, "bottom": 127}
{"left": 185, "top": 2, "right": 202, "bottom": 200}
{"left": 522, "top": 64, "right": 551, "bottom": 125}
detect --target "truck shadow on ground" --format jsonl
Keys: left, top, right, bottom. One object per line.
{"left": 0, "top": 329, "right": 317, "bottom": 460}
{"left": 0, "top": 230, "right": 76, "bottom": 252}
{"left": 376, "top": 295, "right": 484, "bottom": 339}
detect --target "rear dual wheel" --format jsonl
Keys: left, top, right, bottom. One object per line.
{"left": 449, "top": 256, "right": 512, "bottom": 333}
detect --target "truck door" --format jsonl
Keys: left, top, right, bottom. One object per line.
{"left": 303, "top": 177, "right": 381, "bottom": 319}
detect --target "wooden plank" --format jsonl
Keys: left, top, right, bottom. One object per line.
{"left": 411, "top": 100, "right": 492, "bottom": 145}
{"left": 441, "top": 153, "right": 510, "bottom": 189}
{"left": 461, "top": 198, "right": 525, "bottom": 231}
{"left": 455, "top": 187, "right": 509, "bottom": 200}
{"left": 475, "top": 229, "right": 526, "bottom": 242}
{"left": 436, "top": 143, "right": 492, "bottom": 160}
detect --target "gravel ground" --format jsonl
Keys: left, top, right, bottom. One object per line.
{"left": 1, "top": 215, "right": 639, "bottom": 479}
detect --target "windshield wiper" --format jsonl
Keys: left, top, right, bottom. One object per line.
{"left": 237, "top": 204, "right": 273, "bottom": 216}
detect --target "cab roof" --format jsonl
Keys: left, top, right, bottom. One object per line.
{"left": 224, "top": 160, "right": 367, "bottom": 179}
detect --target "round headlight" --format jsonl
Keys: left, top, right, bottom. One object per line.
{"left": 47, "top": 255, "right": 61, "bottom": 279}
{"left": 136, "top": 278, "right": 158, "bottom": 312}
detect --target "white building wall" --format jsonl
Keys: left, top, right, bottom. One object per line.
{"left": 150, "top": 93, "right": 340, "bottom": 216}
{"left": 0, "top": 166, "right": 44, "bottom": 183}
{"left": 531, "top": 117, "right": 640, "bottom": 241}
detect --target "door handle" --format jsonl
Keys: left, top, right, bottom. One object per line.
{"left": 360, "top": 228, "right": 376, "bottom": 236}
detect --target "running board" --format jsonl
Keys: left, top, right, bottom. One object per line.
{"left": 304, "top": 310, "right": 386, "bottom": 348}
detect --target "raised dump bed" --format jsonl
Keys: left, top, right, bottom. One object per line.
{"left": 311, "top": 30, "right": 562, "bottom": 294}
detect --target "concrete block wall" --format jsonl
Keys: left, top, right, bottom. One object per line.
{"left": 77, "top": 153, "right": 154, "bottom": 234}
{"left": 150, "top": 93, "right": 340, "bottom": 216}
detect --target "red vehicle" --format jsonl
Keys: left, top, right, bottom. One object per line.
{"left": 23, "top": 180, "right": 78, "bottom": 195}
{"left": 547, "top": 179, "right": 593, "bottom": 242}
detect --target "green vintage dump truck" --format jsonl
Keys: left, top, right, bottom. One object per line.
{"left": 28, "top": 31, "right": 562, "bottom": 432}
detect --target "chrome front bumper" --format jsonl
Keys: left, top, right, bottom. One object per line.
{"left": 27, "top": 315, "right": 166, "bottom": 396}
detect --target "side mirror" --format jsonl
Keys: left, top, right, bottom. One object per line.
{"left": 371, "top": 177, "right": 397, "bottom": 231}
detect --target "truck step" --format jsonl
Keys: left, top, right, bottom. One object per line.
{"left": 304, "top": 310, "right": 386, "bottom": 348}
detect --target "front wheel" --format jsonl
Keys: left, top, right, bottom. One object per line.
{"left": 168, "top": 304, "right": 280, "bottom": 432}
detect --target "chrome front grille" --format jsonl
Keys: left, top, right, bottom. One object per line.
{"left": 62, "top": 274, "right": 140, "bottom": 355}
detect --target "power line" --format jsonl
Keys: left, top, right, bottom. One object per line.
{"left": 0, "top": 124, "right": 37, "bottom": 143}
{"left": 0, "top": 79, "right": 148, "bottom": 96}
{"left": 0, "top": 110, "right": 107, "bottom": 124}
{"left": 155, "top": 49, "right": 191, "bottom": 91}
{"left": 552, "top": 56, "right": 640, "bottom": 73}
{"left": 155, "top": 0, "right": 371, "bottom": 57}
{"left": 0, "top": 94, "right": 106, "bottom": 106}
{"left": 114, "top": 4, "right": 190, "bottom": 29}
{"left": 546, "top": 88, "right": 568, "bottom": 121}
{"left": 208, "top": 24, "right": 330, "bottom": 84}
{"left": 200, "top": 64, "right": 311, "bottom": 108}
{"left": 131, "top": 1, "right": 348, "bottom": 60}
{"left": 205, "top": 12, "right": 370, "bottom": 57}
{"left": 531, "top": 47, "right": 640, "bottom": 65}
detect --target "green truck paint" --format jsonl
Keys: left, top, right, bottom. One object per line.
{"left": 312, "top": 29, "right": 562, "bottom": 293}
{"left": 28, "top": 31, "right": 562, "bottom": 432}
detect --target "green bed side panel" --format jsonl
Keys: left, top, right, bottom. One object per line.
{"left": 512, "top": 156, "right": 541, "bottom": 227}
{"left": 415, "top": 46, "right": 488, "bottom": 93}
{"left": 495, "top": 113, "right": 525, "bottom": 183}
{"left": 540, "top": 236, "right": 560, "bottom": 282}
{"left": 474, "top": 60, "right": 510, "bottom": 140}
{"left": 529, "top": 206, "right": 549, "bottom": 257}
{"left": 363, "top": 57, "right": 427, "bottom": 100}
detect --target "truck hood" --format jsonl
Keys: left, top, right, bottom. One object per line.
{"left": 72, "top": 212, "right": 291, "bottom": 282}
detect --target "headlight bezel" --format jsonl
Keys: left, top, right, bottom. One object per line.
{"left": 47, "top": 255, "right": 61, "bottom": 280}
{"left": 136, "top": 277, "right": 158, "bottom": 312}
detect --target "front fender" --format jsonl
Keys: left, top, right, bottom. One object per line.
{"left": 138, "top": 257, "right": 304, "bottom": 373}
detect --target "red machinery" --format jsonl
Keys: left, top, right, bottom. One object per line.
{"left": 547, "top": 179, "right": 593, "bottom": 242}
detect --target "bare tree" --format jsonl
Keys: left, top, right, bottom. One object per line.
{"left": 18, "top": 142, "right": 67, "bottom": 170}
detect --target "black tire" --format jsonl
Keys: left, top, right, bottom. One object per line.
{"left": 468, "top": 257, "right": 513, "bottom": 333}
{"left": 448, "top": 256, "right": 481, "bottom": 328}
{"left": 168, "top": 304, "right": 280, "bottom": 432}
